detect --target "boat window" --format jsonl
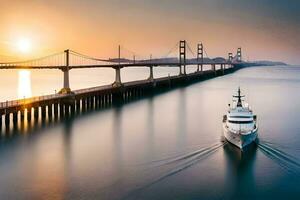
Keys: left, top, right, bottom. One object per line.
{"left": 228, "top": 120, "right": 253, "bottom": 124}
{"left": 229, "top": 116, "right": 252, "bottom": 118}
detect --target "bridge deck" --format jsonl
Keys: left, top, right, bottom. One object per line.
{"left": 0, "top": 61, "right": 230, "bottom": 69}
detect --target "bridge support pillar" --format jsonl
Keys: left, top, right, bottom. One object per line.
{"left": 59, "top": 69, "right": 72, "bottom": 94}
{"left": 64, "top": 70, "right": 70, "bottom": 88}
{"left": 179, "top": 66, "right": 183, "bottom": 75}
{"left": 59, "top": 50, "right": 72, "bottom": 94}
{"left": 212, "top": 64, "right": 216, "bottom": 72}
{"left": 113, "top": 67, "right": 123, "bottom": 87}
{"left": 221, "top": 64, "right": 225, "bottom": 74}
{"left": 148, "top": 66, "right": 154, "bottom": 81}
{"left": 0, "top": 115, "right": 2, "bottom": 130}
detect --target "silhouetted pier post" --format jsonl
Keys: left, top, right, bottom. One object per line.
{"left": 48, "top": 105, "right": 53, "bottom": 121}
{"left": 5, "top": 114, "right": 10, "bottom": 129}
{"left": 54, "top": 103, "right": 59, "bottom": 118}
{"left": 13, "top": 113, "right": 18, "bottom": 129}
{"left": 59, "top": 104, "right": 64, "bottom": 118}
{"left": 76, "top": 100, "right": 80, "bottom": 113}
{"left": 27, "top": 108, "right": 32, "bottom": 122}
{"left": 34, "top": 107, "right": 39, "bottom": 121}
{"left": 95, "top": 95, "right": 100, "bottom": 108}
{"left": 13, "top": 112, "right": 17, "bottom": 125}
{"left": 82, "top": 99, "right": 86, "bottom": 112}
{"left": 0, "top": 116, "right": 2, "bottom": 130}
{"left": 41, "top": 106, "right": 46, "bottom": 120}
{"left": 20, "top": 110, "right": 25, "bottom": 121}
{"left": 88, "top": 96, "right": 92, "bottom": 109}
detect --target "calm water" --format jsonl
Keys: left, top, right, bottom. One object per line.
{"left": 1, "top": 65, "right": 300, "bottom": 200}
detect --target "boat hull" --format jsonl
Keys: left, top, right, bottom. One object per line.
{"left": 223, "top": 125, "right": 258, "bottom": 149}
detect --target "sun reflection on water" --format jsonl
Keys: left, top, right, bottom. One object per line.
{"left": 18, "top": 70, "right": 32, "bottom": 99}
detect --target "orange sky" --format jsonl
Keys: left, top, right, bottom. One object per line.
{"left": 0, "top": 0, "right": 299, "bottom": 64}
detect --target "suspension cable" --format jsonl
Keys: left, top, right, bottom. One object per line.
{"left": 161, "top": 41, "right": 179, "bottom": 58}
{"left": 0, "top": 51, "right": 65, "bottom": 65}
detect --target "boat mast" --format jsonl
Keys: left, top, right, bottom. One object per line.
{"left": 233, "top": 87, "right": 244, "bottom": 107}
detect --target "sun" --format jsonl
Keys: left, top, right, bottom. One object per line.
{"left": 16, "top": 38, "right": 32, "bottom": 53}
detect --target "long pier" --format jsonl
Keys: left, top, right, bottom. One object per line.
{"left": 0, "top": 40, "right": 244, "bottom": 131}
{"left": 0, "top": 67, "right": 235, "bottom": 130}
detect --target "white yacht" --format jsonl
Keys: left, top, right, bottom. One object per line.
{"left": 223, "top": 88, "right": 258, "bottom": 149}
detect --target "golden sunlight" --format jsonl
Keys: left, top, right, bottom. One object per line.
{"left": 16, "top": 38, "right": 32, "bottom": 53}
{"left": 18, "top": 70, "right": 32, "bottom": 99}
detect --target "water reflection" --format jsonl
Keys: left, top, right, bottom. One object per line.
{"left": 1, "top": 66, "right": 300, "bottom": 199}
{"left": 223, "top": 143, "right": 257, "bottom": 198}
{"left": 18, "top": 70, "right": 32, "bottom": 99}
{"left": 112, "top": 106, "right": 123, "bottom": 170}
{"left": 177, "top": 88, "right": 187, "bottom": 150}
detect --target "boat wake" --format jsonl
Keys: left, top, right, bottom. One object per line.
{"left": 122, "top": 141, "right": 226, "bottom": 200}
{"left": 145, "top": 142, "right": 224, "bottom": 168}
{"left": 260, "top": 140, "right": 300, "bottom": 151}
{"left": 257, "top": 140, "right": 300, "bottom": 175}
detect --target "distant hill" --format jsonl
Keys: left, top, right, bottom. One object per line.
{"left": 252, "top": 60, "right": 288, "bottom": 66}
{"left": 108, "top": 57, "right": 288, "bottom": 66}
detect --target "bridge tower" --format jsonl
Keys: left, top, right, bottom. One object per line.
{"left": 228, "top": 53, "right": 233, "bottom": 68}
{"left": 59, "top": 49, "right": 72, "bottom": 94}
{"left": 228, "top": 53, "right": 233, "bottom": 63}
{"left": 179, "top": 40, "right": 186, "bottom": 75}
{"left": 237, "top": 47, "right": 242, "bottom": 62}
{"left": 197, "top": 43, "right": 204, "bottom": 72}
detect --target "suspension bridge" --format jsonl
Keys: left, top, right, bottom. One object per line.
{"left": 0, "top": 40, "right": 244, "bottom": 131}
